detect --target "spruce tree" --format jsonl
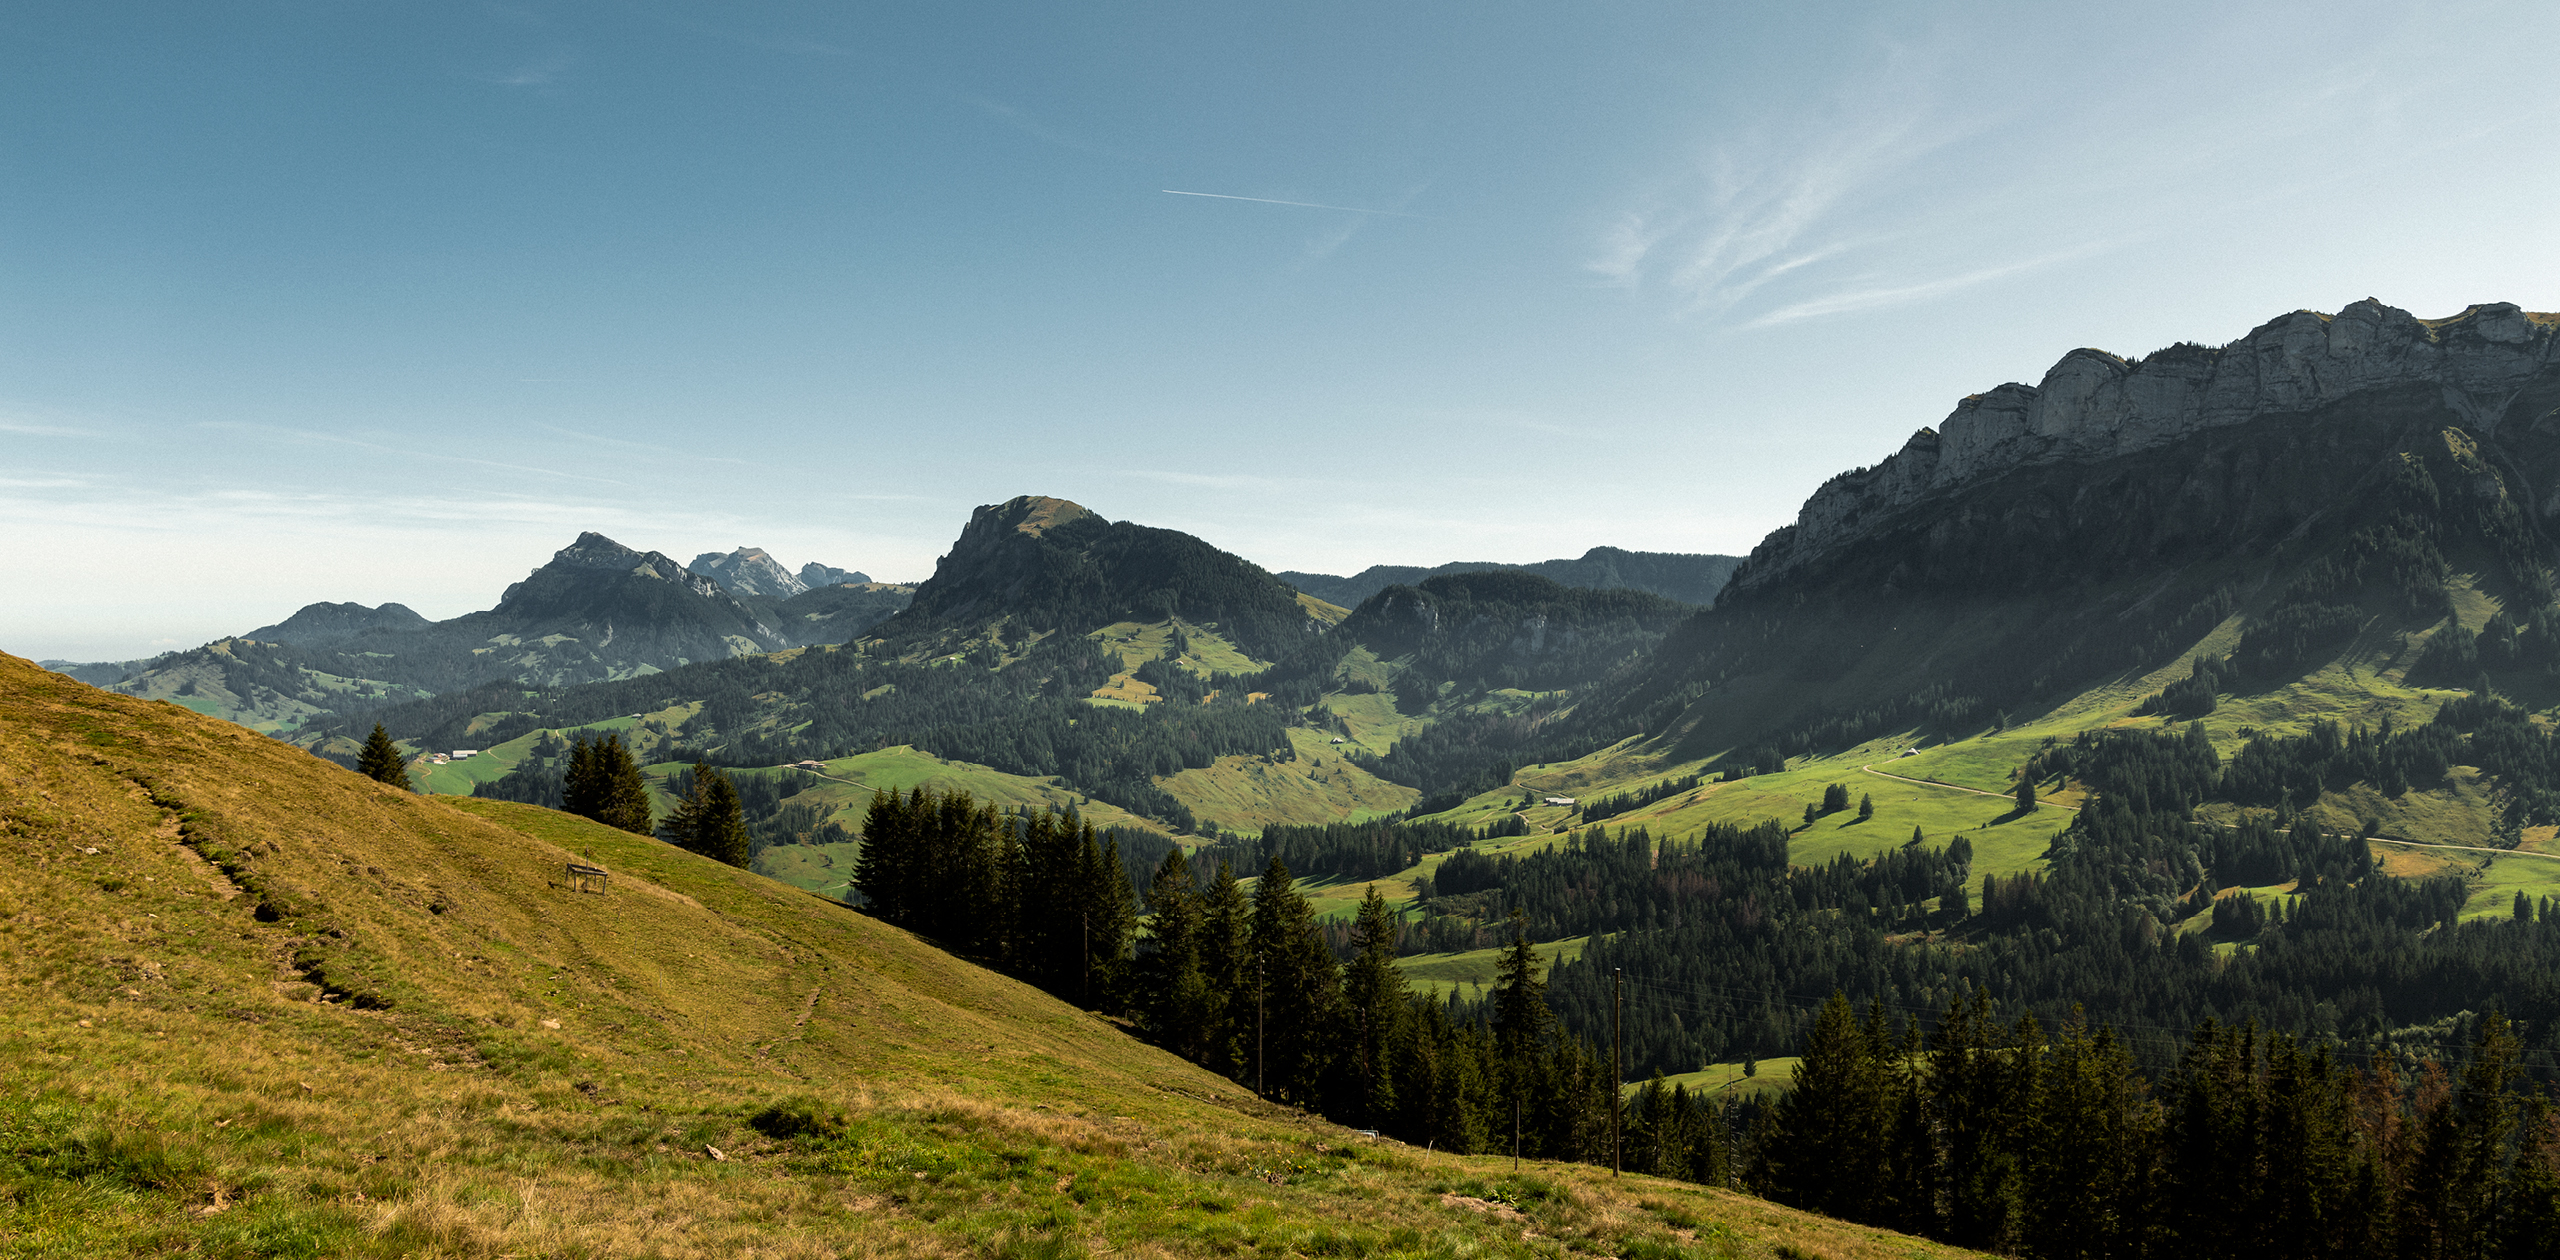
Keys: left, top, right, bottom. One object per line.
{"left": 1249, "top": 856, "right": 1340, "bottom": 1105}
{"left": 1343, "top": 885, "right": 1407, "bottom": 1126}
{"left": 562, "top": 733, "right": 653, "bottom": 834}
{"left": 562, "top": 736, "right": 601, "bottom": 819}
{"left": 1078, "top": 828, "right": 1137, "bottom": 1008}
{"left": 1491, "top": 909, "right": 1550, "bottom": 1062}
{"left": 677, "top": 763, "right": 749, "bottom": 867}
{"left": 853, "top": 787, "right": 918, "bottom": 922}
{"left": 1140, "top": 847, "right": 1211, "bottom": 1060}
{"left": 1196, "top": 859, "right": 1253, "bottom": 1080}
{"left": 356, "top": 723, "right": 411, "bottom": 790}
{"left": 660, "top": 764, "right": 703, "bottom": 854}
{"left": 2014, "top": 774, "right": 2037, "bottom": 814}
{"left": 1758, "top": 991, "right": 1888, "bottom": 1222}
{"left": 595, "top": 735, "right": 655, "bottom": 835}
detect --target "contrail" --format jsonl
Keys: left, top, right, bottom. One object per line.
{"left": 1161, "top": 189, "right": 1424, "bottom": 218}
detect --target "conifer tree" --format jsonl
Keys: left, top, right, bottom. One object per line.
{"left": 563, "top": 734, "right": 653, "bottom": 835}
{"left": 1194, "top": 859, "right": 1253, "bottom": 1080}
{"left": 1140, "top": 847, "right": 1213, "bottom": 1060}
{"left": 1013, "top": 810, "right": 1085, "bottom": 990}
{"left": 2019, "top": 1011, "right": 2157, "bottom": 1259}
{"left": 1492, "top": 909, "right": 1550, "bottom": 1063}
{"left": 1343, "top": 885, "right": 1407, "bottom": 1126}
{"left": 356, "top": 723, "right": 411, "bottom": 790}
{"left": 1249, "top": 856, "right": 1340, "bottom": 1104}
{"left": 2015, "top": 774, "right": 2037, "bottom": 813}
{"left": 663, "top": 762, "right": 748, "bottom": 867}
{"left": 596, "top": 736, "right": 655, "bottom": 835}
{"left": 562, "top": 735, "right": 600, "bottom": 819}
{"left": 1078, "top": 828, "right": 1137, "bottom": 1007}
{"left": 1758, "top": 991, "right": 1889, "bottom": 1222}
{"left": 2504, "top": 1095, "right": 2560, "bottom": 1260}
{"left": 2399, "top": 1011, "right": 2522, "bottom": 1259}
{"left": 1934, "top": 989, "right": 2035, "bottom": 1250}
{"left": 853, "top": 787, "right": 920, "bottom": 921}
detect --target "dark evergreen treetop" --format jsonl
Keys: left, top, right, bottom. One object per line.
{"left": 561, "top": 733, "right": 653, "bottom": 836}
{"left": 663, "top": 761, "right": 749, "bottom": 867}
{"left": 355, "top": 722, "right": 411, "bottom": 791}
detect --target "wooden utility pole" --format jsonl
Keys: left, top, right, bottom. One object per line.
{"left": 1612, "top": 967, "right": 1625, "bottom": 1177}
{"left": 1256, "top": 953, "right": 1266, "bottom": 1097}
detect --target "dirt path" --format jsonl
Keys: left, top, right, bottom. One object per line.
{"left": 1858, "top": 763, "right": 2080, "bottom": 811}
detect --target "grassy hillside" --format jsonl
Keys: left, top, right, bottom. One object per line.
{"left": 1159, "top": 728, "right": 1420, "bottom": 835}
{"left": 1, "top": 652, "right": 1974, "bottom": 1258}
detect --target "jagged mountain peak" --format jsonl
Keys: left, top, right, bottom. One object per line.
{"left": 1738, "top": 298, "right": 2560, "bottom": 591}
{"left": 499, "top": 533, "right": 729, "bottom": 611}
{"left": 689, "top": 546, "right": 809, "bottom": 600}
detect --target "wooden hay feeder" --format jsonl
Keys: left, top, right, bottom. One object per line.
{"left": 566, "top": 862, "right": 609, "bottom": 895}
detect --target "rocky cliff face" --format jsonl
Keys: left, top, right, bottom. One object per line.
{"left": 690, "top": 547, "right": 809, "bottom": 600}
{"left": 1737, "top": 300, "right": 2560, "bottom": 590}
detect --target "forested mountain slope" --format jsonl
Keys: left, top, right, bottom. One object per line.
{"left": 874, "top": 495, "right": 1339, "bottom": 658}
{"left": 1587, "top": 300, "right": 2560, "bottom": 769}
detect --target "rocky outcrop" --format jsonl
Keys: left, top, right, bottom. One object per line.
{"left": 1737, "top": 300, "right": 2560, "bottom": 589}
{"left": 797, "top": 562, "right": 872, "bottom": 590}
{"left": 508, "top": 532, "right": 729, "bottom": 604}
{"left": 690, "top": 547, "right": 811, "bottom": 600}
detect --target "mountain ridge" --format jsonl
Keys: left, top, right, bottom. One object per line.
{"left": 875, "top": 494, "right": 1332, "bottom": 658}
{"left": 1741, "top": 299, "right": 2560, "bottom": 591}
{"left": 1281, "top": 545, "right": 1740, "bottom": 608}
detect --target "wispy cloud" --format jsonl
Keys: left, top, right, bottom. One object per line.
{"left": 1589, "top": 38, "right": 1966, "bottom": 308}
{"left": 1164, "top": 189, "right": 1426, "bottom": 218}
{"left": 1745, "top": 240, "right": 2130, "bottom": 328}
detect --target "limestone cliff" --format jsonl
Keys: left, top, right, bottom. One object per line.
{"left": 1736, "top": 300, "right": 2560, "bottom": 590}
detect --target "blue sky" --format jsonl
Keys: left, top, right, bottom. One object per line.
{"left": 7, "top": 1, "right": 2558, "bottom": 660}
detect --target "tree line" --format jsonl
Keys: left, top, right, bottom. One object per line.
{"left": 1755, "top": 991, "right": 2560, "bottom": 1259}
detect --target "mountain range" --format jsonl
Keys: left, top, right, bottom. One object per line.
{"left": 72, "top": 534, "right": 917, "bottom": 737}
{"left": 17, "top": 297, "right": 2560, "bottom": 1255}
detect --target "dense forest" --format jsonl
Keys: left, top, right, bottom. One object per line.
{"left": 840, "top": 780, "right": 2560, "bottom": 1259}
{"left": 1755, "top": 994, "right": 2560, "bottom": 1259}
